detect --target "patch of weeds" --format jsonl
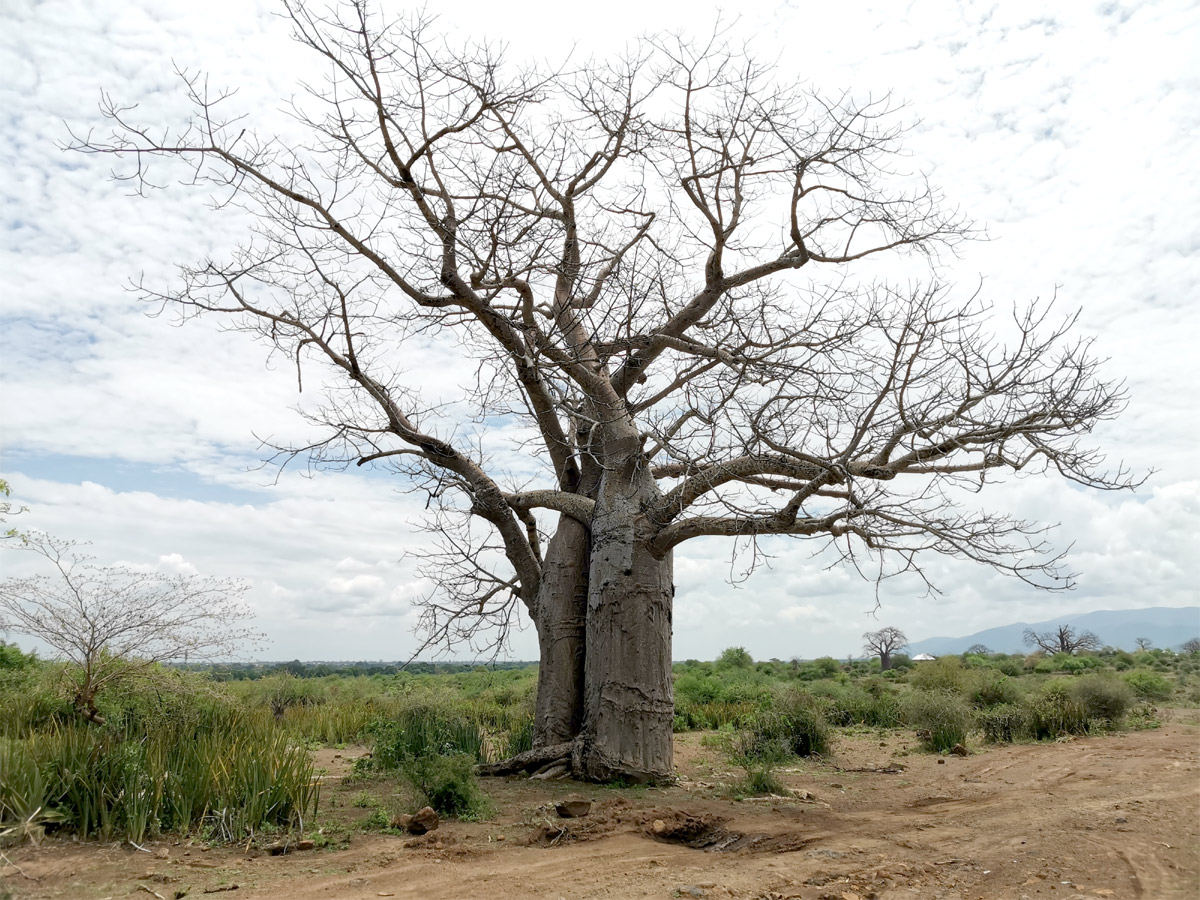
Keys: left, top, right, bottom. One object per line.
{"left": 360, "top": 807, "right": 392, "bottom": 831}
{"left": 1125, "top": 705, "right": 1161, "bottom": 731}
{"left": 400, "top": 752, "right": 490, "bottom": 819}
{"left": 311, "top": 824, "right": 353, "bottom": 850}
{"left": 350, "top": 790, "right": 376, "bottom": 808}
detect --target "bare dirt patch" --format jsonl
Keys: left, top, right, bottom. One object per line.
{"left": 4, "top": 717, "right": 1198, "bottom": 900}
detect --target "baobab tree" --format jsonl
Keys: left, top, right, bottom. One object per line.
{"left": 863, "top": 627, "right": 908, "bottom": 671}
{"left": 69, "top": 1, "right": 1135, "bottom": 781}
{"left": 1023, "top": 624, "right": 1102, "bottom": 656}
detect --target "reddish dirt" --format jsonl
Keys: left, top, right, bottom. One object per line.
{"left": 4, "top": 716, "right": 1198, "bottom": 900}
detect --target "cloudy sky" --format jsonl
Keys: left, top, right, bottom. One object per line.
{"left": 2, "top": 0, "right": 1198, "bottom": 663}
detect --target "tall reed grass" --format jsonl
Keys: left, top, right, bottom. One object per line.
{"left": 0, "top": 719, "right": 319, "bottom": 844}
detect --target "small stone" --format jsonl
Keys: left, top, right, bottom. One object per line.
{"left": 1114, "top": 817, "right": 1127, "bottom": 824}
{"left": 950, "top": 743, "right": 969, "bottom": 756}
{"left": 410, "top": 806, "right": 439, "bottom": 834}
{"left": 652, "top": 819, "right": 668, "bottom": 834}
{"left": 295, "top": 840, "right": 315, "bottom": 851}
{"left": 156, "top": 848, "right": 170, "bottom": 859}
{"left": 434, "top": 841, "right": 444, "bottom": 850}
{"left": 937, "top": 758, "right": 946, "bottom": 765}
{"left": 390, "top": 814, "right": 414, "bottom": 831}
{"left": 555, "top": 799, "right": 593, "bottom": 818}
{"left": 675, "top": 886, "right": 706, "bottom": 898}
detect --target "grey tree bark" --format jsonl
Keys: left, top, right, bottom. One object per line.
{"left": 574, "top": 460, "right": 675, "bottom": 782}
{"left": 531, "top": 516, "right": 589, "bottom": 747}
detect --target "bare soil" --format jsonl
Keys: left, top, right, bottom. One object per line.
{"left": 4, "top": 715, "right": 1198, "bottom": 900}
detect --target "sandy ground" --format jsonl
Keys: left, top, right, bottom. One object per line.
{"left": 4, "top": 715, "right": 1198, "bottom": 900}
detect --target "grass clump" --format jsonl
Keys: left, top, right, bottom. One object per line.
{"left": 903, "top": 691, "right": 974, "bottom": 752}
{"left": 368, "top": 704, "right": 485, "bottom": 767}
{"left": 0, "top": 722, "right": 319, "bottom": 844}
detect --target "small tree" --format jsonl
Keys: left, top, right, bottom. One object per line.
{"left": 0, "top": 533, "right": 261, "bottom": 723}
{"left": 1181, "top": 637, "right": 1200, "bottom": 655}
{"left": 1134, "top": 637, "right": 1154, "bottom": 651}
{"left": 1022, "top": 624, "right": 1100, "bottom": 656}
{"left": 965, "top": 643, "right": 992, "bottom": 656}
{"left": 863, "top": 626, "right": 908, "bottom": 671}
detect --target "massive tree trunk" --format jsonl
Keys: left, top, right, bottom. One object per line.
{"left": 531, "top": 515, "right": 589, "bottom": 747}
{"left": 572, "top": 458, "right": 675, "bottom": 783}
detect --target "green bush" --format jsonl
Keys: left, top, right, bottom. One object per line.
{"left": 1123, "top": 670, "right": 1172, "bottom": 702}
{"left": 1025, "top": 683, "right": 1090, "bottom": 739}
{"left": 1070, "top": 674, "right": 1133, "bottom": 724}
{"left": 752, "top": 690, "right": 830, "bottom": 757}
{"left": 903, "top": 691, "right": 974, "bottom": 752}
{"left": 909, "top": 658, "right": 968, "bottom": 695}
{"left": 399, "top": 752, "right": 488, "bottom": 818}
{"left": 967, "top": 671, "right": 1022, "bottom": 709}
{"left": 995, "top": 657, "right": 1024, "bottom": 677}
{"left": 979, "top": 704, "right": 1030, "bottom": 743}
{"left": 805, "top": 681, "right": 900, "bottom": 728}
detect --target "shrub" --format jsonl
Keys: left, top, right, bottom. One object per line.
{"left": 1025, "top": 683, "right": 1090, "bottom": 739}
{"left": 979, "top": 704, "right": 1030, "bottom": 743}
{"left": 399, "top": 752, "right": 488, "bottom": 818}
{"left": 995, "top": 657, "right": 1024, "bottom": 678}
{"left": 1070, "top": 674, "right": 1133, "bottom": 725}
{"left": 805, "top": 681, "right": 899, "bottom": 727}
{"left": 909, "top": 657, "right": 968, "bottom": 695}
{"left": 968, "top": 671, "right": 1022, "bottom": 709}
{"left": 903, "top": 691, "right": 973, "bottom": 752}
{"left": 753, "top": 690, "right": 829, "bottom": 757}
{"left": 1123, "top": 670, "right": 1172, "bottom": 702}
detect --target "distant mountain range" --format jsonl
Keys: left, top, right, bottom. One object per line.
{"left": 906, "top": 606, "right": 1200, "bottom": 656}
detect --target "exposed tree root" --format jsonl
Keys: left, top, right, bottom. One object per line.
{"left": 477, "top": 742, "right": 574, "bottom": 778}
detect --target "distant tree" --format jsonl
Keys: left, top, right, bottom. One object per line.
{"left": 1181, "top": 637, "right": 1200, "bottom": 655}
{"left": 1022, "top": 624, "right": 1101, "bottom": 656}
{"left": 717, "top": 646, "right": 754, "bottom": 669}
{"left": 1134, "top": 637, "right": 1154, "bottom": 651}
{"left": 0, "top": 533, "right": 262, "bottom": 723}
{"left": 965, "top": 643, "right": 992, "bottom": 656}
{"left": 863, "top": 626, "right": 908, "bottom": 671}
